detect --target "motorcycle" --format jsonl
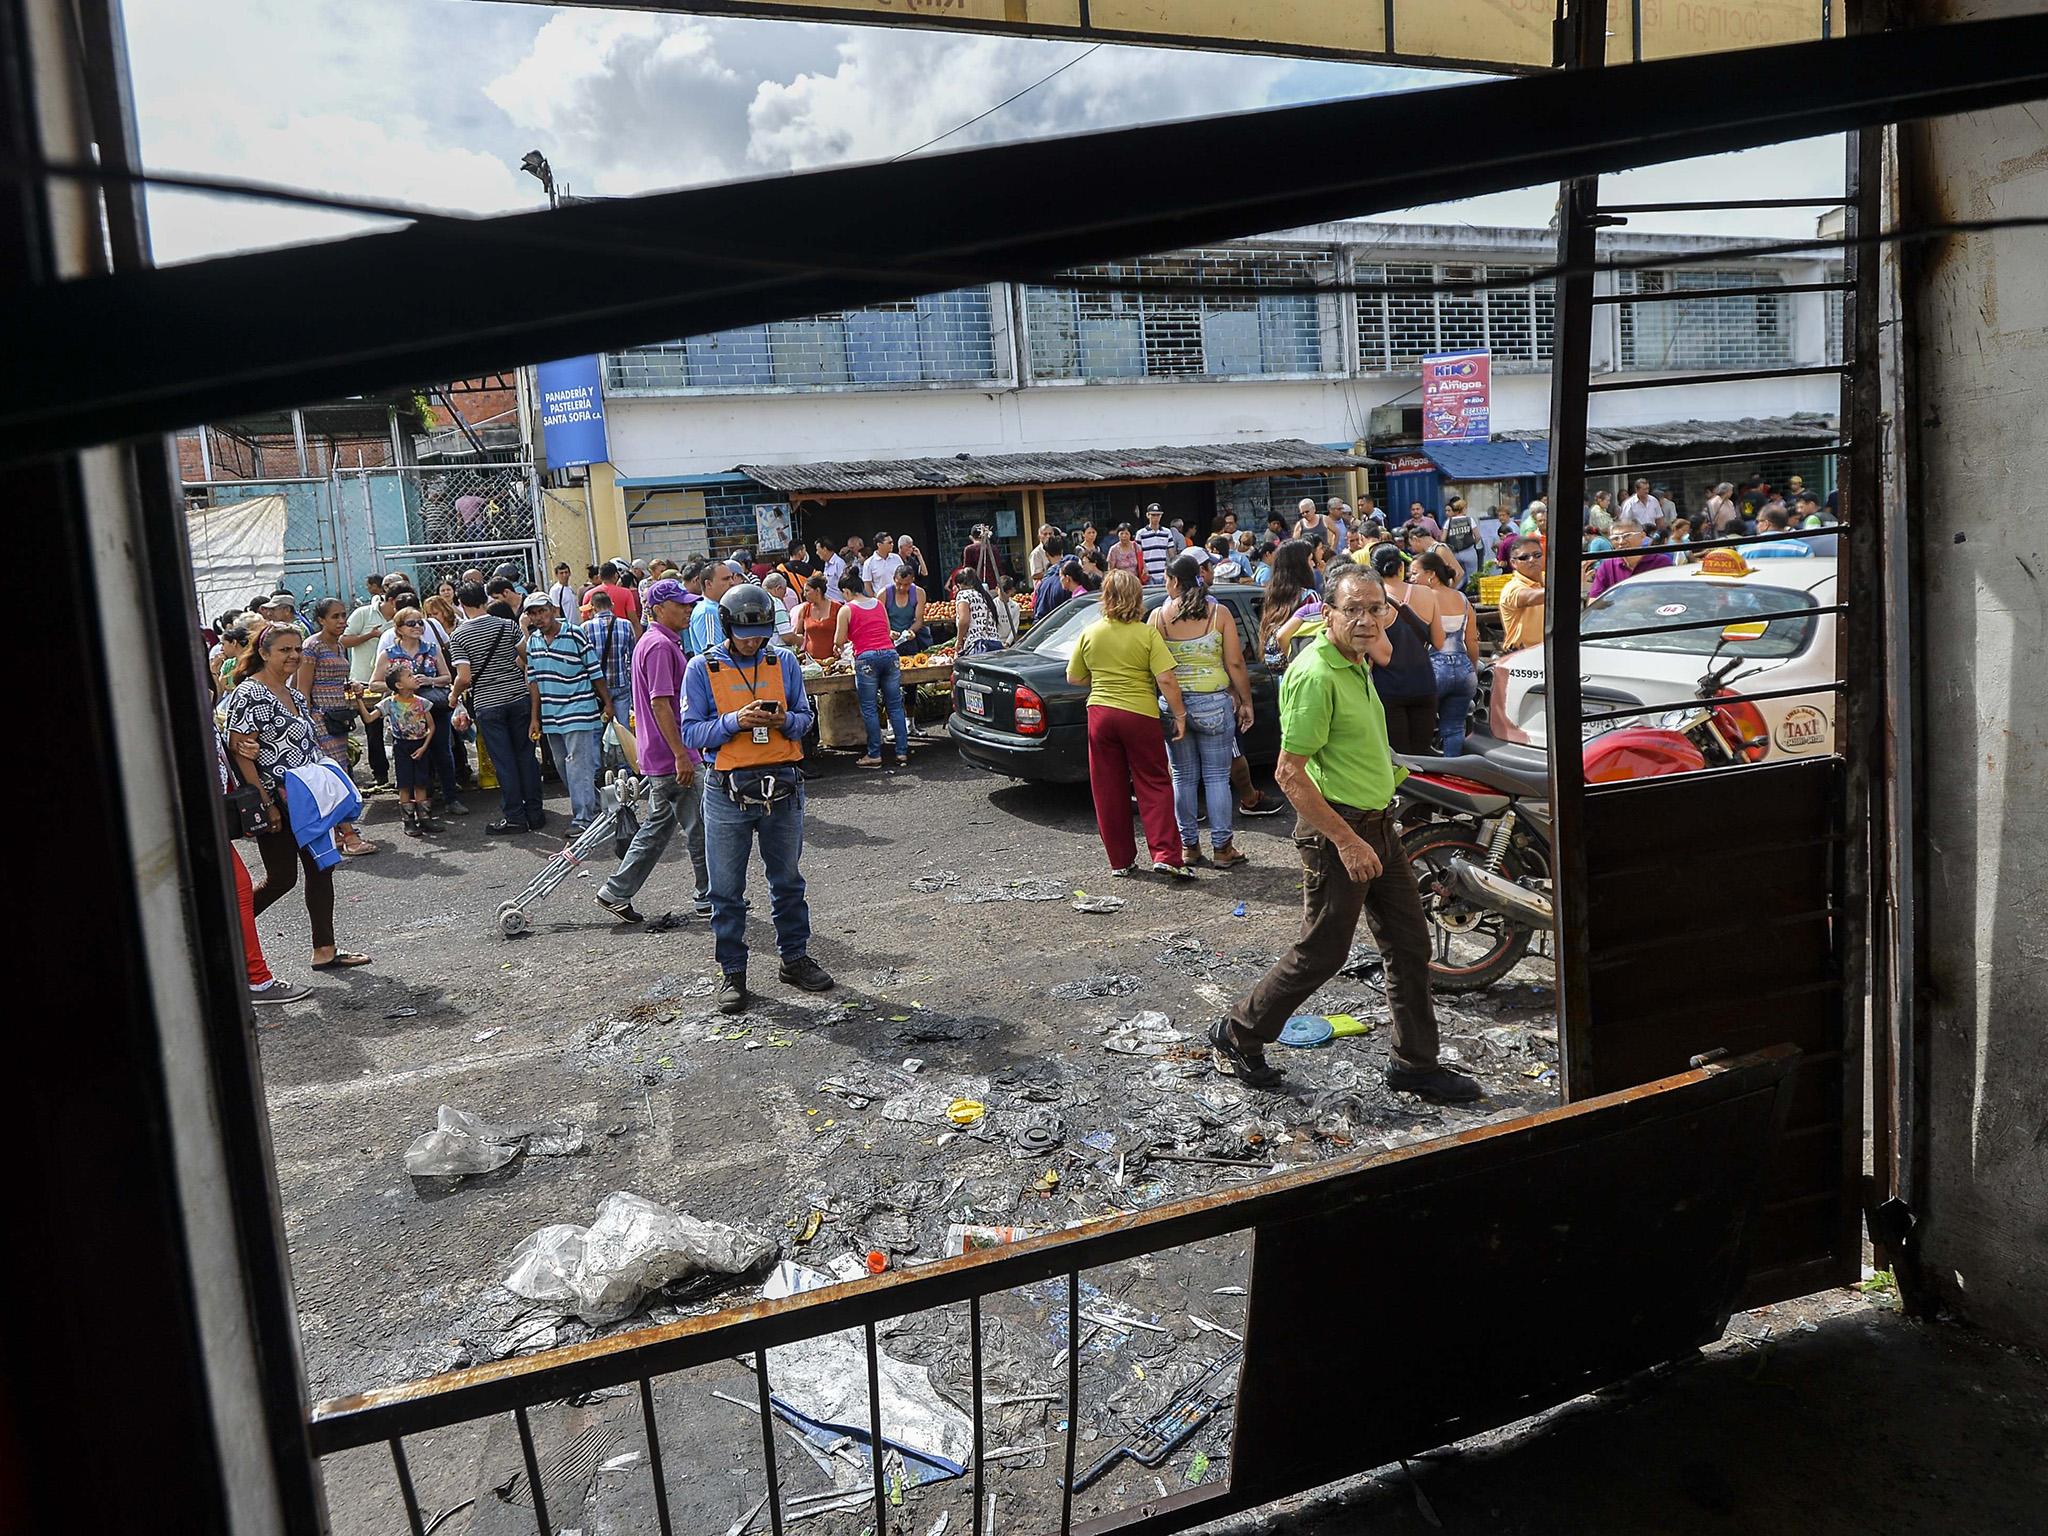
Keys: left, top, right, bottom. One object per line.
{"left": 1396, "top": 622, "right": 1770, "bottom": 990}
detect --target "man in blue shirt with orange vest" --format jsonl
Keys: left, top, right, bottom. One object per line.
{"left": 683, "top": 582, "right": 836, "bottom": 1013}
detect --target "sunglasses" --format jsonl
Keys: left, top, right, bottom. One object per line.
{"left": 399, "top": 619, "right": 425, "bottom": 629}
{"left": 1512, "top": 552, "right": 1543, "bottom": 562}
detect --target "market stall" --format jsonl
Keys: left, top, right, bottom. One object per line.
{"left": 802, "top": 651, "right": 956, "bottom": 750}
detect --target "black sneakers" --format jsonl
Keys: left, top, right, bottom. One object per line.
{"left": 1209, "top": 1018, "right": 1284, "bottom": 1088}
{"left": 595, "top": 892, "right": 644, "bottom": 924}
{"left": 717, "top": 972, "right": 749, "bottom": 1014}
{"left": 1385, "top": 1064, "right": 1486, "bottom": 1103}
{"left": 778, "top": 955, "right": 836, "bottom": 993}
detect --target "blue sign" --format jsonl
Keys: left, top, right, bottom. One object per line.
{"left": 536, "top": 356, "right": 609, "bottom": 468}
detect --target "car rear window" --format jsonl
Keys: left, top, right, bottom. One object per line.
{"left": 1583, "top": 579, "right": 1822, "bottom": 658}
{"left": 1021, "top": 591, "right": 1169, "bottom": 660}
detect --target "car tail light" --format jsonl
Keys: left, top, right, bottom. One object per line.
{"left": 1711, "top": 690, "right": 1771, "bottom": 762}
{"left": 1014, "top": 684, "right": 1045, "bottom": 735}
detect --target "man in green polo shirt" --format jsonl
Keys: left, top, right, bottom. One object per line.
{"left": 1210, "top": 562, "right": 1481, "bottom": 1102}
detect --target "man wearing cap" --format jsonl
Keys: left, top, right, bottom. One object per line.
{"left": 1135, "top": 504, "right": 1176, "bottom": 585}
{"left": 683, "top": 583, "right": 834, "bottom": 1013}
{"left": 596, "top": 578, "right": 711, "bottom": 925}
{"left": 263, "top": 591, "right": 310, "bottom": 636}
{"left": 524, "top": 591, "right": 614, "bottom": 835}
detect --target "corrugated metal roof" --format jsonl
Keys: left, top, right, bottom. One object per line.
{"left": 1497, "top": 413, "right": 1838, "bottom": 455}
{"left": 1421, "top": 439, "right": 1550, "bottom": 480}
{"left": 736, "top": 439, "right": 1376, "bottom": 496}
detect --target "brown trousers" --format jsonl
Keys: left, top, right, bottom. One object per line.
{"left": 1227, "top": 803, "right": 1440, "bottom": 1072}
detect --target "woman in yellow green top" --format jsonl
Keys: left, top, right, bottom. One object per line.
{"left": 1066, "top": 569, "right": 1191, "bottom": 878}
{"left": 1149, "top": 553, "right": 1254, "bottom": 869}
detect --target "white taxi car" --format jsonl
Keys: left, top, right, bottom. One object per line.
{"left": 1488, "top": 553, "right": 1838, "bottom": 761}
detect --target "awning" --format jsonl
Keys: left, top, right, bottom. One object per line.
{"left": 1420, "top": 439, "right": 1550, "bottom": 481}
{"left": 736, "top": 440, "right": 1376, "bottom": 498}
{"left": 1497, "top": 413, "right": 1838, "bottom": 456}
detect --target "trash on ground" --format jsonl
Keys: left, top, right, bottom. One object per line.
{"left": 1230, "top": 903, "right": 1247, "bottom": 918}
{"left": 948, "top": 878, "right": 1068, "bottom": 904}
{"left": 1277, "top": 1016, "right": 1336, "bottom": 1048}
{"left": 1102, "top": 1013, "right": 1189, "bottom": 1056}
{"left": 944, "top": 1223, "right": 1038, "bottom": 1257}
{"left": 1049, "top": 974, "right": 1143, "bottom": 1001}
{"left": 764, "top": 1326, "right": 974, "bottom": 1480}
{"left": 1072, "top": 893, "right": 1128, "bottom": 914}
{"left": 1184, "top": 1451, "right": 1211, "bottom": 1484}
{"left": 909, "top": 871, "right": 960, "bottom": 893}
{"left": 384, "top": 1007, "right": 418, "bottom": 1019}
{"left": 1073, "top": 1349, "right": 1240, "bottom": 1492}
{"left": 501, "top": 1191, "right": 777, "bottom": 1324}
{"left": 471, "top": 1026, "right": 506, "bottom": 1043}
{"left": 763, "top": 1259, "right": 835, "bottom": 1300}
{"left": 902, "top": 1058, "right": 925, "bottom": 1073}
{"left": 947, "top": 1099, "right": 986, "bottom": 1127}
{"left": 405, "top": 1105, "right": 586, "bottom": 1183}
{"left": 1011, "top": 1110, "right": 1064, "bottom": 1156}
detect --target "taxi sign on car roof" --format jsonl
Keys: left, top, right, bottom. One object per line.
{"left": 1697, "top": 548, "right": 1754, "bottom": 578}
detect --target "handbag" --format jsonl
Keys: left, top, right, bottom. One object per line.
{"left": 224, "top": 780, "right": 268, "bottom": 837}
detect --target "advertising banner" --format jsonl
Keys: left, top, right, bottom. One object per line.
{"left": 1421, "top": 350, "right": 1492, "bottom": 444}
{"left": 536, "top": 356, "right": 609, "bottom": 469}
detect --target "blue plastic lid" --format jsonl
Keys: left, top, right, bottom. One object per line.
{"left": 1278, "top": 1015, "right": 1336, "bottom": 1048}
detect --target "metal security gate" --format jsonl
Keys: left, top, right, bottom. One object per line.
{"left": 333, "top": 462, "right": 547, "bottom": 590}
{"left": 1539, "top": 2, "right": 1882, "bottom": 1306}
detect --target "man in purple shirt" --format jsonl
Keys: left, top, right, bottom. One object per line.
{"left": 595, "top": 578, "right": 710, "bottom": 924}
{"left": 1585, "top": 520, "right": 1674, "bottom": 602}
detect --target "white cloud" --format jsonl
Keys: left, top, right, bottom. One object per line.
{"left": 123, "top": 0, "right": 1845, "bottom": 266}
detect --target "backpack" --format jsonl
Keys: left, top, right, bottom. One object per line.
{"left": 1444, "top": 514, "right": 1476, "bottom": 553}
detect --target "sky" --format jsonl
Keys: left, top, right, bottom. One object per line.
{"left": 124, "top": 0, "right": 1846, "bottom": 266}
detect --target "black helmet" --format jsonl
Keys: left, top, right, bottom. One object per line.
{"left": 720, "top": 582, "right": 779, "bottom": 639}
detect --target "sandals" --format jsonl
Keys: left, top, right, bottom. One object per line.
{"left": 341, "top": 840, "right": 380, "bottom": 857}
{"left": 310, "top": 951, "right": 372, "bottom": 970}
{"left": 856, "top": 756, "right": 883, "bottom": 768}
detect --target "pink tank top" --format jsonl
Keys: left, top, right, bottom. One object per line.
{"left": 845, "top": 598, "right": 893, "bottom": 654}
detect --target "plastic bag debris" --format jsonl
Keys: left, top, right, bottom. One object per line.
{"left": 944, "top": 1223, "right": 1037, "bottom": 1257}
{"left": 909, "top": 871, "right": 961, "bottom": 893}
{"left": 948, "top": 877, "right": 1068, "bottom": 904}
{"left": 763, "top": 1259, "right": 835, "bottom": 1300}
{"left": 766, "top": 1328, "right": 974, "bottom": 1475}
{"left": 405, "top": 1105, "right": 586, "bottom": 1181}
{"left": 1050, "top": 974, "right": 1144, "bottom": 1001}
{"left": 1072, "top": 893, "right": 1127, "bottom": 914}
{"left": 502, "top": 1191, "right": 777, "bottom": 1324}
{"left": 1102, "top": 1013, "right": 1189, "bottom": 1056}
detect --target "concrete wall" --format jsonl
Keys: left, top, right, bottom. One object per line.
{"left": 604, "top": 370, "right": 1842, "bottom": 480}
{"left": 1903, "top": 0, "right": 2048, "bottom": 1348}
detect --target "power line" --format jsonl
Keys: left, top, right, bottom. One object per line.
{"left": 889, "top": 44, "right": 1104, "bottom": 162}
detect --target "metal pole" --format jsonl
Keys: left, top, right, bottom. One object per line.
{"left": 290, "top": 407, "right": 310, "bottom": 477}
{"left": 1545, "top": 0, "right": 1607, "bottom": 1097}
{"left": 196, "top": 426, "right": 212, "bottom": 481}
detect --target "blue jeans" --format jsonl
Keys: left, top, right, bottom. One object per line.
{"left": 703, "top": 774, "right": 811, "bottom": 975}
{"left": 1431, "top": 650, "right": 1477, "bottom": 756}
{"left": 550, "top": 727, "right": 604, "bottom": 827}
{"left": 854, "top": 649, "right": 910, "bottom": 758}
{"left": 1164, "top": 690, "right": 1237, "bottom": 850}
{"left": 475, "top": 698, "right": 542, "bottom": 824}
{"left": 600, "top": 772, "right": 707, "bottom": 905}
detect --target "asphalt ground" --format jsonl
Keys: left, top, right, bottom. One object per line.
{"left": 246, "top": 736, "right": 1559, "bottom": 1534}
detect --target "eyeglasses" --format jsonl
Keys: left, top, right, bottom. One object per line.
{"left": 1328, "top": 602, "right": 1388, "bottom": 621}
{"left": 399, "top": 619, "right": 425, "bottom": 628}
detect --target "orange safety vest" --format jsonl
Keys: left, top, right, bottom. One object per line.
{"left": 704, "top": 650, "right": 804, "bottom": 772}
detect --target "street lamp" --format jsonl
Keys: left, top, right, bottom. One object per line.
{"left": 519, "top": 149, "right": 556, "bottom": 209}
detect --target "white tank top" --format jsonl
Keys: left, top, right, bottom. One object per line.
{"left": 1439, "top": 606, "right": 1468, "bottom": 652}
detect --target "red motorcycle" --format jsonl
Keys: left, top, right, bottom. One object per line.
{"left": 1393, "top": 726, "right": 1705, "bottom": 991}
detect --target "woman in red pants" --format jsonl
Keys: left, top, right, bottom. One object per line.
{"left": 1066, "top": 569, "right": 1191, "bottom": 878}
{"left": 214, "top": 729, "right": 308, "bottom": 1006}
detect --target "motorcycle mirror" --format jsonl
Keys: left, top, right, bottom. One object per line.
{"left": 1720, "top": 620, "right": 1769, "bottom": 643}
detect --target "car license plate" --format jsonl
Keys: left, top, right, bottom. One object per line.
{"left": 962, "top": 686, "right": 987, "bottom": 718}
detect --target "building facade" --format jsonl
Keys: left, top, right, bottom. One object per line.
{"left": 580, "top": 219, "right": 1844, "bottom": 570}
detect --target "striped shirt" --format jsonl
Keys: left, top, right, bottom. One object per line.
{"left": 525, "top": 624, "right": 605, "bottom": 733}
{"left": 448, "top": 613, "right": 529, "bottom": 712}
{"left": 1135, "top": 525, "right": 1176, "bottom": 583}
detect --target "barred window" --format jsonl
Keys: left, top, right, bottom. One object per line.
{"left": 1825, "top": 288, "right": 1844, "bottom": 365}
{"left": 1026, "top": 246, "right": 1332, "bottom": 381}
{"left": 1616, "top": 267, "right": 1792, "bottom": 371}
{"left": 604, "top": 287, "right": 1000, "bottom": 391}
{"left": 1357, "top": 261, "right": 1555, "bottom": 372}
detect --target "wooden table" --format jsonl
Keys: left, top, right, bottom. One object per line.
{"left": 803, "top": 662, "right": 954, "bottom": 696}
{"left": 806, "top": 662, "right": 956, "bottom": 748}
